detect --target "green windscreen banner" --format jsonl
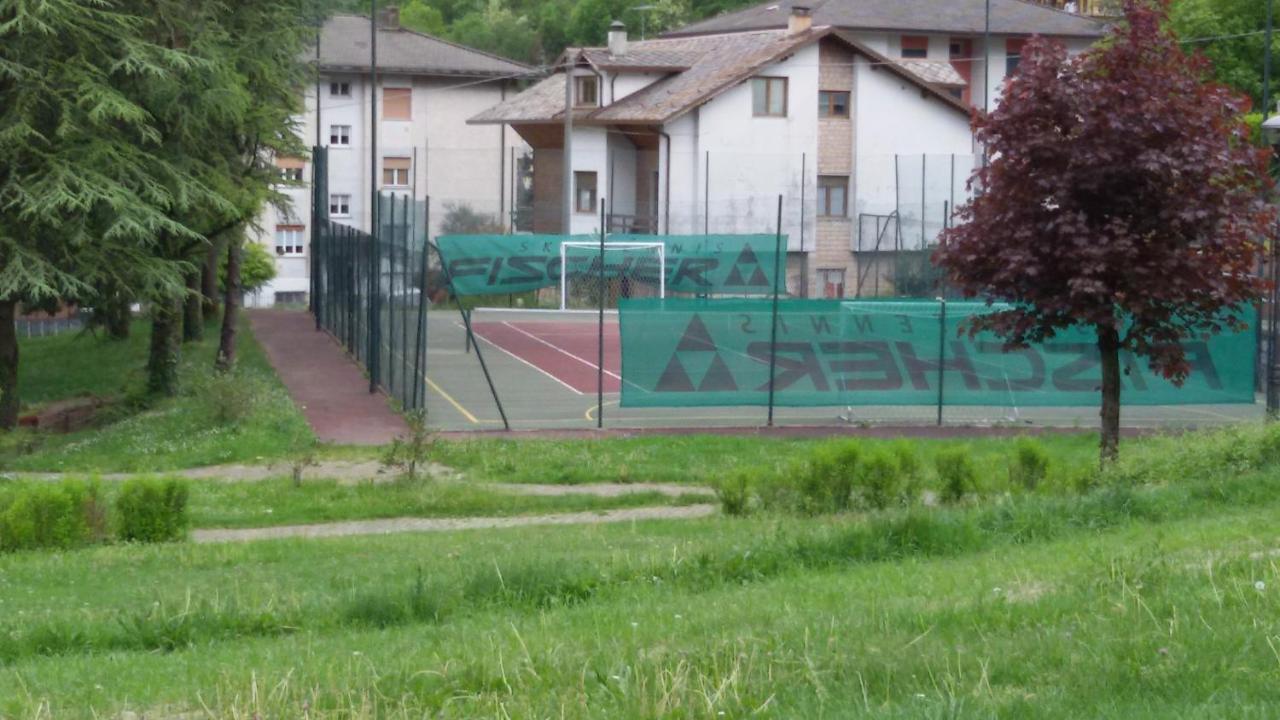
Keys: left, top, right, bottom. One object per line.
{"left": 618, "top": 298, "right": 1257, "bottom": 407}
{"left": 435, "top": 234, "right": 784, "bottom": 296}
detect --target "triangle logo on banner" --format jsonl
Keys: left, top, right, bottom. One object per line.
{"left": 698, "top": 354, "right": 738, "bottom": 392}
{"left": 656, "top": 357, "right": 695, "bottom": 392}
{"left": 655, "top": 315, "right": 738, "bottom": 393}
{"left": 725, "top": 243, "right": 771, "bottom": 288}
{"left": 676, "top": 315, "right": 716, "bottom": 352}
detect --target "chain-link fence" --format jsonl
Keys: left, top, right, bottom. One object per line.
{"left": 301, "top": 145, "right": 1262, "bottom": 432}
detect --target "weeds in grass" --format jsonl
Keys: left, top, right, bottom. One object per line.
{"left": 798, "top": 442, "right": 859, "bottom": 514}
{"left": 935, "top": 448, "right": 976, "bottom": 504}
{"left": 383, "top": 409, "right": 436, "bottom": 482}
{"left": 855, "top": 449, "right": 902, "bottom": 510}
{"left": 1009, "top": 438, "right": 1050, "bottom": 491}
{"left": 714, "top": 470, "right": 753, "bottom": 517}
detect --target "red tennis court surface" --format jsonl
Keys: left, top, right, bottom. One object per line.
{"left": 471, "top": 319, "right": 622, "bottom": 394}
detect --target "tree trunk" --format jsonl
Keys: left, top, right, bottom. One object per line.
{"left": 1097, "top": 324, "right": 1122, "bottom": 465}
{"left": 202, "top": 234, "right": 224, "bottom": 316}
{"left": 99, "top": 283, "right": 132, "bottom": 341}
{"left": 0, "top": 300, "right": 19, "bottom": 430}
{"left": 215, "top": 238, "right": 242, "bottom": 372}
{"left": 146, "top": 297, "right": 182, "bottom": 396}
{"left": 182, "top": 271, "right": 203, "bottom": 343}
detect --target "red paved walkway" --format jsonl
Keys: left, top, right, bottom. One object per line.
{"left": 248, "top": 309, "right": 407, "bottom": 445}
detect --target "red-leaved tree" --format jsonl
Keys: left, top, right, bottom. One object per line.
{"left": 936, "top": 0, "right": 1274, "bottom": 462}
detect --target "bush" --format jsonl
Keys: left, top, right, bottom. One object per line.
{"left": 0, "top": 480, "right": 107, "bottom": 552}
{"left": 889, "top": 440, "right": 923, "bottom": 504}
{"left": 856, "top": 450, "right": 902, "bottom": 510}
{"left": 799, "top": 442, "right": 860, "bottom": 514}
{"left": 1009, "top": 438, "right": 1050, "bottom": 491}
{"left": 115, "top": 478, "right": 190, "bottom": 543}
{"left": 714, "top": 470, "right": 754, "bottom": 516}
{"left": 440, "top": 202, "right": 504, "bottom": 235}
{"left": 935, "top": 448, "right": 976, "bottom": 505}
{"left": 191, "top": 368, "right": 258, "bottom": 424}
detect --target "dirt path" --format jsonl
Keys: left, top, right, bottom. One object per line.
{"left": 192, "top": 504, "right": 718, "bottom": 543}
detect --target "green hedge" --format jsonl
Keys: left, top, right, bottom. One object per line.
{"left": 0, "top": 477, "right": 188, "bottom": 552}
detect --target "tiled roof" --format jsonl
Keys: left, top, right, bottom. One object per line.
{"left": 471, "top": 28, "right": 970, "bottom": 126}
{"left": 901, "top": 60, "right": 967, "bottom": 87}
{"left": 319, "top": 15, "right": 532, "bottom": 77}
{"left": 666, "top": 0, "right": 1106, "bottom": 39}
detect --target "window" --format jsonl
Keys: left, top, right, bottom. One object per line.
{"left": 573, "top": 75, "right": 598, "bottom": 107}
{"left": 329, "top": 193, "right": 351, "bottom": 217}
{"left": 901, "top": 36, "right": 929, "bottom": 59}
{"left": 818, "top": 176, "right": 848, "bottom": 217}
{"left": 818, "top": 268, "right": 846, "bottom": 299}
{"left": 382, "top": 157, "right": 411, "bottom": 187}
{"left": 383, "top": 87, "right": 411, "bottom": 120}
{"left": 818, "top": 90, "right": 849, "bottom": 118}
{"left": 276, "top": 156, "right": 304, "bottom": 182}
{"left": 1006, "top": 39, "right": 1025, "bottom": 76}
{"left": 330, "top": 81, "right": 351, "bottom": 97}
{"left": 751, "top": 77, "right": 787, "bottom": 117}
{"left": 574, "top": 171, "right": 597, "bottom": 213}
{"left": 329, "top": 124, "right": 351, "bottom": 146}
{"left": 275, "top": 225, "right": 305, "bottom": 256}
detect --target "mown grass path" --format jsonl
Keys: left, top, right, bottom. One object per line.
{"left": 192, "top": 504, "right": 718, "bottom": 543}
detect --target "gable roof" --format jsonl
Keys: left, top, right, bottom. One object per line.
{"left": 319, "top": 15, "right": 532, "bottom": 78}
{"left": 470, "top": 28, "right": 969, "bottom": 126}
{"left": 665, "top": 0, "right": 1106, "bottom": 39}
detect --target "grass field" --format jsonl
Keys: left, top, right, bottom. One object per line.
{"left": 2, "top": 318, "right": 316, "bottom": 472}
{"left": 7, "top": 313, "right": 1280, "bottom": 717}
{"left": 1, "top": 457, "right": 1277, "bottom": 717}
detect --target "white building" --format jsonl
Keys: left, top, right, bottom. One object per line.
{"left": 250, "top": 10, "right": 533, "bottom": 307}
{"left": 470, "top": 0, "right": 1102, "bottom": 298}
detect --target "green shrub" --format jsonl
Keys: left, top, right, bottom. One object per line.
{"left": 714, "top": 470, "right": 754, "bottom": 516}
{"left": 856, "top": 450, "right": 902, "bottom": 510}
{"left": 115, "top": 478, "right": 190, "bottom": 543}
{"left": 1009, "top": 438, "right": 1050, "bottom": 491}
{"left": 936, "top": 448, "right": 976, "bottom": 505}
{"left": 0, "top": 480, "right": 107, "bottom": 552}
{"left": 192, "top": 369, "right": 258, "bottom": 424}
{"left": 799, "top": 442, "right": 860, "bottom": 513}
{"left": 889, "top": 440, "right": 923, "bottom": 504}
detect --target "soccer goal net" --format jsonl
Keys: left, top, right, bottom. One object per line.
{"left": 559, "top": 241, "right": 666, "bottom": 311}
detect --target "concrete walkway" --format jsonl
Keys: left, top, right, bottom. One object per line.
{"left": 192, "top": 504, "right": 718, "bottom": 543}
{"left": 248, "top": 309, "right": 407, "bottom": 445}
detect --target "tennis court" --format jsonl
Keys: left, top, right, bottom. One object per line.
{"left": 471, "top": 312, "right": 622, "bottom": 394}
{"left": 417, "top": 306, "right": 1264, "bottom": 432}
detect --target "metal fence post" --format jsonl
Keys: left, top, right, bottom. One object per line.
{"left": 598, "top": 197, "right": 606, "bottom": 429}
{"left": 937, "top": 297, "right": 947, "bottom": 426}
{"left": 767, "top": 195, "right": 783, "bottom": 427}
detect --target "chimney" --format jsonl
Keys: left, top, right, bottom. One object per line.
{"left": 787, "top": 5, "right": 812, "bottom": 36}
{"left": 378, "top": 6, "right": 400, "bottom": 30}
{"left": 608, "top": 20, "right": 628, "bottom": 56}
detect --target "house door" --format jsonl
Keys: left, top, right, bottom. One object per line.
{"left": 818, "top": 268, "right": 846, "bottom": 299}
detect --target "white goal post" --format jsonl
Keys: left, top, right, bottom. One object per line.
{"left": 559, "top": 241, "right": 666, "bottom": 311}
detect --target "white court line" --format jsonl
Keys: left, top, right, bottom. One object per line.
{"left": 500, "top": 321, "right": 625, "bottom": 382}
{"left": 460, "top": 321, "right": 584, "bottom": 396}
